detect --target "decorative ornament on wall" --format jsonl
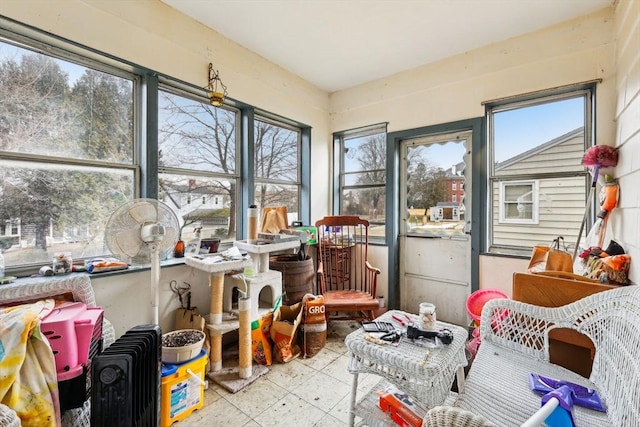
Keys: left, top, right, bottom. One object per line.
{"left": 205, "top": 62, "right": 228, "bottom": 107}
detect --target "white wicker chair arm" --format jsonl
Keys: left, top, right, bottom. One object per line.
{"left": 478, "top": 297, "right": 557, "bottom": 362}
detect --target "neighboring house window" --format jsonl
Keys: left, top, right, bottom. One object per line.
{"left": 499, "top": 180, "right": 538, "bottom": 224}
{"left": 158, "top": 86, "right": 240, "bottom": 243}
{"left": 0, "top": 37, "right": 136, "bottom": 269}
{"left": 452, "top": 182, "right": 457, "bottom": 191}
{"left": 486, "top": 85, "right": 594, "bottom": 256}
{"left": 452, "top": 194, "right": 457, "bottom": 203}
{"left": 254, "top": 116, "right": 301, "bottom": 222}
{"left": 334, "top": 124, "right": 387, "bottom": 242}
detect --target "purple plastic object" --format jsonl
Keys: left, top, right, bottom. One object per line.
{"left": 541, "top": 385, "right": 576, "bottom": 425}
{"left": 529, "top": 373, "right": 606, "bottom": 412}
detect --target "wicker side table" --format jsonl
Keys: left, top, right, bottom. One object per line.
{"left": 345, "top": 310, "right": 468, "bottom": 426}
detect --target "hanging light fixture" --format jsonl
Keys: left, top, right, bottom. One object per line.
{"left": 206, "top": 62, "right": 228, "bottom": 107}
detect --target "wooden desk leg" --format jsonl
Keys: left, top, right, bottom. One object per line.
{"left": 348, "top": 371, "right": 358, "bottom": 427}
{"left": 209, "top": 272, "right": 224, "bottom": 324}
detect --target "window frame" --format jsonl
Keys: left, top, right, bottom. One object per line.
{"left": 253, "top": 113, "right": 303, "bottom": 220}
{"left": 485, "top": 83, "right": 596, "bottom": 255}
{"left": 498, "top": 180, "right": 539, "bottom": 225}
{"left": 333, "top": 123, "right": 388, "bottom": 243}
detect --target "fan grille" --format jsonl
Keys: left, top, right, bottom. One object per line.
{"left": 105, "top": 199, "right": 179, "bottom": 263}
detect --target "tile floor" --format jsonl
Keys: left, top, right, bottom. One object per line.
{"left": 178, "top": 321, "right": 382, "bottom": 427}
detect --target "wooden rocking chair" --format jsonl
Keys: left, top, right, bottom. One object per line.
{"left": 315, "top": 215, "right": 381, "bottom": 322}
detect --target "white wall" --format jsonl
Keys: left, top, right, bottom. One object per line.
{"left": 609, "top": 0, "right": 640, "bottom": 288}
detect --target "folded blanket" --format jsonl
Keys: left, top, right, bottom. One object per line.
{"left": 0, "top": 299, "right": 60, "bottom": 426}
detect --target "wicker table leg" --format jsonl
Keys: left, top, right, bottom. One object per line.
{"left": 349, "top": 371, "right": 359, "bottom": 427}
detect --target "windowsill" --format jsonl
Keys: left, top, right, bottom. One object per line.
{"left": 480, "top": 251, "right": 528, "bottom": 260}
{"left": 7, "top": 257, "right": 189, "bottom": 283}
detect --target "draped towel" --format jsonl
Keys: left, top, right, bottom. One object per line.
{"left": 0, "top": 299, "right": 60, "bottom": 427}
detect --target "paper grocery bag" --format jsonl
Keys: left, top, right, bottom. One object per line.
{"left": 527, "top": 245, "right": 549, "bottom": 273}
{"left": 270, "top": 301, "right": 303, "bottom": 363}
{"left": 546, "top": 237, "right": 573, "bottom": 273}
{"left": 261, "top": 206, "right": 288, "bottom": 234}
{"left": 175, "top": 307, "right": 210, "bottom": 368}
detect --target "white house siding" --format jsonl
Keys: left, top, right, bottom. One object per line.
{"left": 494, "top": 132, "right": 586, "bottom": 176}
{"left": 492, "top": 131, "right": 587, "bottom": 249}
{"left": 492, "top": 176, "right": 586, "bottom": 248}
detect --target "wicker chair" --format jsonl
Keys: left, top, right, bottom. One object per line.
{"left": 431, "top": 285, "right": 639, "bottom": 426}
{"left": 315, "top": 215, "right": 381, "bottom": 322}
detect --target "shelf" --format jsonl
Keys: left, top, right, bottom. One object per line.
{"left": 234, "top": 239, "right": 300, "bottom": 254}
{"left": 206, "top": 312, "right": 239, "bottom": 335}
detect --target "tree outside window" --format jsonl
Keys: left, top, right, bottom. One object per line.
{"left": 0, "top": 41, "right": 135, "bottom": 268}
{"left": 158, "top": 88, "right": 239, "bottom": 242}
{"left": 254, "top": 117, "right": 300, "bottom": 220}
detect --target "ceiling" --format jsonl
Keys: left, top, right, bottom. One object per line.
{"left": 161, "top": 0, "right": 612, "bottom": 93}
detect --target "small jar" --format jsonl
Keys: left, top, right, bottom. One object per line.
{"left": 419, "top": 302, "right": 437, "bottom": 330}
{"left": 53, "top": 253, "right": 72, "bottom": 275}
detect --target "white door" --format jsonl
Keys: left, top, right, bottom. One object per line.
{"left": 399, "top": 130, "right": 472, "bottom": 326}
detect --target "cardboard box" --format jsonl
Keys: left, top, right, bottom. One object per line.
{"left": 294, "top": 226, "right": 317, "bottom": 245}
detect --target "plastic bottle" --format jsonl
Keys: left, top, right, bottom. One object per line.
{"left": 0, "top": 251, "right": 5, "bottom": 278}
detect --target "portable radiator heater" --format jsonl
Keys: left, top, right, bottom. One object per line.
{"left": 91, "top": 324, "right": 162, "bottom": 427}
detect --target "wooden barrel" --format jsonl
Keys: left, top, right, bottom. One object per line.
{"left": 269, "top": 254, "right": 315, "bottom": 305}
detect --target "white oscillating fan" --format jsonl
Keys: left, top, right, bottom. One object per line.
{"left": 105, "top": 198, "right": 179, "bottom": 324}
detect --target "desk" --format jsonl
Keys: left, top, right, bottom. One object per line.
{"left": 345, "top": 310, "right": 468, "bottom": 426}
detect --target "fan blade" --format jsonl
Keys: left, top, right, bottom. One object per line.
{"left": 115, "top": 229, "right": 144, "bottom": 258}
{"left": 161, "top": 225, "right": 179, "bottom": 249}
{"left": 128, "top": 200, "right": 158, "bottom": 224}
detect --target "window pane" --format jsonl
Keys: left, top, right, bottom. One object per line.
{"left": 158, "top": 90, "right": 237, "bottom": 174}
{"left": 0, "top": 160, "right": 134, "bottom": 266}
{"left": 254, "top": 119, "right": 298, "bottom": 181}
{"left": 489, "top": 90, "right": 591, "bottom": 255}
{"left": 159, "top": 173, "right": 236, "bottom": 243}
{"left": 0, "top": 42, "right": 134, "bottom": 163}
{"left": 338, "top": 127, "right": 387, "bottom": 241}
{"left": 255, "top": 183, "right": 299, "bottom": 222}
{"left": 343, "top": 133, "right": 386, "bottom": 177}
{"left": 405, "top": 139, "right": 467, "bottom": 236}
{"left": 493, "top": 98, "right": 585, "bottom": 177}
